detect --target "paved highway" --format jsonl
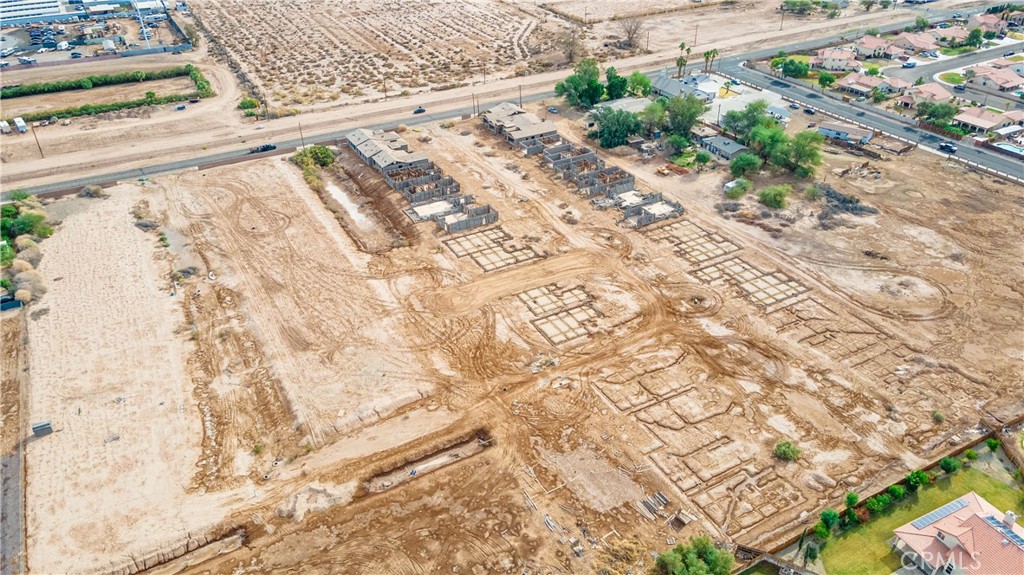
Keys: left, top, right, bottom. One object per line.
{"left": 10, "top": 3, "right": 1021, "bottom": 197}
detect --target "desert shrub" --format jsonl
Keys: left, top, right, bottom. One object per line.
{"left": 16, "top": 247, "right": 41, "bottom": 268}
{"left": 252, "top": 443, "right": 265, "bottom": 455}
{"left": 887, "top": 485, "right": 906, "bottom": 500}
{"left": 695, "top": 150, "right": 712, "bottom": 164}
{"left": 14, "top": 236, "right": 36, "bottom": 251}
{"left": 813, "top": 521, "right": 830, "bottom": 541}
{"left": 10, "top": 259, "right": 33, "bottom": 274}
{"left": 986, "top": 438, "right": 1001, "bottom": 451}
{"left": 964, "top": 449, "right": 978, "bottom": 460}
{"left": 0, "top": 244, "right": 13, "bottom": 267}
{"left": 0, "top": 278, "right": 11, "bottom": 291}
{"left": 14, "top": 289, "right": 32, "bottom": 303}
{"left": 7, "top": 190, "right": 30, "bottom": 201}
{"left": 865, "top": 494, "right": 891, "bottom": 515}
{"left": 725, "top": 179, "right": 750, "bottom": 199}
{"left": 759, "top": 184, "right": 792, "bottom": 209}
{"left": 932, "top": 410, "right": 945, "bottom": 423}
{"left": 238, "top": 97, "right": 260, "bottom": 110}
{"left": 939, "top": 456, "right": 961, "bottom": 474}
{"left": 774, "top": 441, "right": 801, "bottom": 461}
{"left": 1, "top": 205, "right": 16, "bottom": 218}
{"left": 13, "top": 270, "right": 45, "bottom": 296}
{"left": 804, "top": 184, "right": 821, "bottom": 200}
{"left": 78, "top": 184, "right": 108, "bottom": 198}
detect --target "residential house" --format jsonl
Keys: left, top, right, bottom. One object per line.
{"left": 966, "top": 65, "right": 1024, "bottom": 92}
{"left": 701, "top": 135, "right": 749, "bottom": 160}
{"left": 818, "top": 121, "right": 873, "bottom": 144}
{"left": 809, "top": 48, "right": 860, "bottom": 71}
{"left": 854, "top": 35, "right": 890, "bottom": 59}
{"left": 897, "top": 82, "right": 953, "bottom": 108}
{"left": 930, "top": 26, "right": 970, "bottom": 46}
{"left": 991, "top": 58, "right": 1024, "bottom": 77}
{"left": 481, "top": 102, "right": 558, "bottom": 146}
{"left": 968, "top": 13, "right": 1007, "bottom": 34}
{"left": 837, "top": 72, "right": 911, "bottom": 96}
{"left": 651, "top": 70, "right": 717, "bottom": 101}
{"left": 954, "top": 107, "right": 1018, "bottom": 132}
{"left": 890, "top": 492, "right": 1023, "bottom": 575}
{"left": 891, "top": 31, "right": 939, "bottom": 53}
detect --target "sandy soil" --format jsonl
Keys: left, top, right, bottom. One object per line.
{"left": 0, "top": 77, "right": 196, "bottom": 118}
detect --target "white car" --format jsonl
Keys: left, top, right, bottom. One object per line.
{"left": 37, "top": 48, "right": 48, "bottom": 53}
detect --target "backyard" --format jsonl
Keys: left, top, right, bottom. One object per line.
{"left": 819, "top": 466, "right": 1024, "bottom": 575}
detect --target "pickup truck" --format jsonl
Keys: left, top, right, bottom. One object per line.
{"left": 249, "top": 144, "right": 277, "bottom": 154}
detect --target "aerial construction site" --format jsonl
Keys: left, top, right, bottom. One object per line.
{"left": 0, "top": 1, "right": 1022, "bottom": 575}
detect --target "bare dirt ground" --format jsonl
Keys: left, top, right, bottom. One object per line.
{"left": 0, "top": 76, "right": 196, "bottom": 118}
{"left": 17, "top": 98, "right": 1017, "bottom": 574}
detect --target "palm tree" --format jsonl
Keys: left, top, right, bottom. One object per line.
{"left": 708, "top": 48, "right": 719, "bottom": 71}
{"left": 677, "top": 41, "right": 691, "bottom": 78}
{"left": 703, "top": 50, "right": 713, "bottom": 72}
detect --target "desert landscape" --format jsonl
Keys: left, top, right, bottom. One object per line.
{"left": 2, "top": 1, "right": 1022, "bottom": 574}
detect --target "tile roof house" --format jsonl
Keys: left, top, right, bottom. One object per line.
{"left": 891, "top": 31, "right": 939, "bottom": 53}
{"left": 481, "top": 102, "right": 558, "bottom": 145}
{"left": 854, "top": 35, "right": 890, "bottom": 58}
{"left": 990, "top": 58, "right": 1024, "bottom": 77}
{"left": 898, "top": 82, "right": 953, "bottom": 107}
{"left": 809, "top": 47, "right": 860, "bottom": 71}
{"left": 890, "top": 492, "right": 1024, "bottom": 575}
{"left": 967, "top": 65, "right": 1024, "bottom": 91}
{"left": 345, "top": 128, "right": 430, "bottom": 173}
{"left": 954, "top": 107, "right": 1020, "bottom": 132}
{"left": 968, "top": 13, "right": 1007, "bottom": 33}
{"left": 837, "top": 72, "right": 911, "bottom": 96}
{"left": 931, "top": 26, "right": 971, "bottom": 46}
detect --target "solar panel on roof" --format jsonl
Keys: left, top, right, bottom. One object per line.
{"left": 983, "top": 515, "right": 1024, "bottom": 548}
{"left": 911, "top": 499, "right": 969, "bottom": 529}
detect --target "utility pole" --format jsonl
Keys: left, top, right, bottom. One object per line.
{"left": 694, "top": 23, "right": 698, "bottom": 45}
{"left": 30, "top": 125, "right": 43, "bottom": 158}
{"left": 780, "top": 9, "right": 786, "bottom": 31}
{"left": 646, "top": 30, "right": 650, "bottom": 52}
{"left": 298, "top": 121, "right": 306, "bottom": 150}
{"left": 519, "top": 85, "right": 523, "bottom": 107}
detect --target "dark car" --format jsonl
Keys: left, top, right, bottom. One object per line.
{"left": 70, "top": 52, "right": 82, "bottom": 59}
{"left": 1003, "top": 51, "right": 1016, "bottom": 57}
{"left": 938, "top": 142, "right": 958, "bottom": 154}
{"left": 413, "top": 106, "right": 426, "bottom": 114}
{"left": 953, "top": 84, "right": 966, "bottom": 92}
{"left": 803, "top": 108, "right": 815, "bottom": 115}
{"left": 249, "top": 144, "right": 277, "bottom": 154}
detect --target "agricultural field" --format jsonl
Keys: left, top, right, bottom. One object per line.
{"left": 18, "top": 97, "right": 1023, "bottom": 574}
{"left": 190, "top": 0, "right": 568, "bottom": 107}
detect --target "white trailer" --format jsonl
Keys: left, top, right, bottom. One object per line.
{"left": 13, "top": 118, "right": 27, "bottom": 133}
{"left": 57, "top": 41, "right": 70, "bottom": 51}
{"left": 0, "top": 121, "right": 10, "bottom": 134}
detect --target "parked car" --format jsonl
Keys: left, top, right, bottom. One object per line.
{"left": 789, "top": 102, "right": 800, "bottom": 109}
{"left": 413, "top": 106, "right": 426, "bottom": 114}
{"left": 803, "top": 108, "right": 815, "bottom": 115}
{"left": 0, "top": 62, "right": 8, "bottom": 68}
{"left": 1003, "top": 51, "right": 1016, "bottom": 57}
{"left": 70, "top": 52, "right": 82, "bottom": 59}
{"left": 547, "top": 106, "right": 559, "bottom": 114}
{"left": 902, "top": 61, "right": 917, "bottom": 69}
{"left": 175, "top": 104, "right": 187, "bottom": 111}
{"left": 953, "top": 84, "right": 966, "bottom": 92}
{"left": 938, "top": 142, "right": 958, "bottom": 153}
{"left": 898, "top": 54, "right": 911, "bottom": 61}
{"left": 249, "top": 144, "right": 277, "bottom": 154}
{"left": 952, "top": 12, "right": 962, "bottom": 18}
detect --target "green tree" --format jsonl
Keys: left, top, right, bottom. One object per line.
{"left": 987, "top": 438, "right": 1002, "bottom": 451}
{"left": 818, "top": 71, "right": 836, "bottom": 91}
{"left": 865, "top": 66, "right": 880, "bottom": 76}
{"left": 915, "top": 16, "right": 930, "bottom": 31}
{"left": 591, "top": 107, "right": 641, "bottom": 148}
{"left": 964, "top": 449, "right": 978, "bottom": 460}
{"left": 906, "top": 469, "right": 931, "bottom": 491}
{"left": 937, "top": 454, "right": 962, "bottom": 472}
{"left": 722, "top": 99, "right": 769, "bottom": 141}
{"left": 888, "top": 485, "right": 906, "bottom": 500}
{"left": 983, "top": 30, "right": 998, "bottom": 39}
{"left": 639, "top": 101, "right": 666, "bottom": 134}
{"left": 773, "top": 440, "right": 801, "bottom": 461}
{"left": 916, "top": 102, "right": 958, "bottom": 125}
{"left": 966, "top": 28, "right": 984, "bottom": 47}
{"left": 702, "top": 48, "right": 719, "bottom": 72}
{"left": 821, "top": 509, "right": 840, "bottom": 530}
{"left": 813, "top": 521, "right": 831, "bottom": 542}
{"left": 664, "top": 94, "right": 709, "bottom": 135}
{"left": 845, "top": 492, "right": 859, "bottom": 508}
{"left": 555, "top": 59, "right": 604, "bottom": 108}
{"left": 783, "top": 0, "right": 814, "bottom": 14}
{"left": 677, "top": 41, "right": 692, "bottom": 78}
{"left": 759, "top": 184, "right": 791, "bottom": 209}
{"left": 730, "top": 153, "right": 763, "bottom": 178}
{"left": 790, "top": 130, "right": 824, "bottom": 178}
{"left": 695, "top": 150, "right": 712, "bottom": 165}
{"left": 666, "top": 134, "right": 691, "bottom": 155}
{"left": 866, "top": 494, "right": 891, "bottom": 514}
{"left": 865, "top": 27, "right": 880, "bottom": 36}
{"left": 653, "top": 535, "right": 733, "bottom": 575}
{"left": 750, "top": 121, "right": 790, "bottom": 162}
{"left": 781, "top": 58, "right": 810, "bottom": 78}
{"left": 605, "top": 67, "right": 628, "bottom": 101}
{"left": 879, "top": 0, "right": 892, "bottom": 8}
{"left": 804, "top": 544, "right": 818, "bottom": 564}
{"left": 627, "top": 71, "right": 652, "bottom": 96}
{"left": 144, "top": 91, "right": 157, "bottom": 102}
{"left": 861, "top": 0, "right": 877, "bottom": 11}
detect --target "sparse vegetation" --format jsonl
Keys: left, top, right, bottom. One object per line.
{"left": 759, "top": 184, "right": 792, "bottom": 209}
{"left": 653, "top": 535, "right": 733, "bottom": 575}
{"left": 291, "top": 145, "right": 336, "bottom": 193}
{"left": 773, "top": 441, "right": 801, "bottom": 461}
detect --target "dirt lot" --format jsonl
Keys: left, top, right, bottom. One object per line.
{"left": 190, "top": 0, "right": 567, "bottom": 108}
{"left": 18, "top": 93, "right": 1021, "bottom": 574}
{"left": 0, "top": 76, "right": 196, "bottom": 118}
